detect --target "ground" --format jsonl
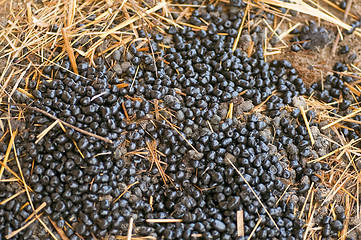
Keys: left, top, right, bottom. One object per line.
{"left": 1, "top": 0, "right": 361, "bottom": 239}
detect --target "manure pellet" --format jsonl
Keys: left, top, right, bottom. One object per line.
{"left": 0, "top": 1, "right": 354, "bottom": 239}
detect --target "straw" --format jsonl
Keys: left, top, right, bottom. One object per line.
{"left": 237, "top": 210, "right": 245, "bottom": 237}
{"left": 127, "top": 217, "right": 134, "bottom": 240}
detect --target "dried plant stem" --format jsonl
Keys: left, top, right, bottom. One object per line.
{"left": 308, "top": 139, "right": 359, "bottom": 163}
{"left": 36, "top": 216, "right": 58, "bottom": 240}
{"left": 35, "top": 119, "right": 60, "bottom": 144}
{"left": 260, "top": 0, "right": 356, "bottom": 34}
{"left": 0, "top": 129, "right": 17, "bottom": 180}
{"left": 0, "top": 160, "right": 31, "bottom": 189}
{"left": 247, "top": 217, "right": 262, "bottom": 240}
{"left": 146, "top": 219, "right": 183, "bottom": 223}
{"left": 5, "top": 103, "right": 113, "bottom": 144}
{"left": 61, "top": 28, "right": 78, "bottom": 74}
{"left": 232, "top": 2, "right": 250, "bottom": 52}
{"left": 159, "top": 113, "right": 198, "bottom": 153}
{"left": 322, "top": 160, "right": 353, "bottom": 206}
{"left": 226, "top": 157, "right": 279, "bottom": 230}
{"left": 6, "top": 213, "right": 42, "bottom": 239}
{"left": 320, "top": 0, "right": 357, "bottom": 19}
{"left": 146, "top": 141, "right": 168, "bottom": 185}
{"left": 127, "top": 217, "right": 134, "bottom": 240}
{"left": 49, "top": 217, "right": 70, "bottom": 240}
{"left": 279, "top": 22, "right": 301, "bottom": 39}
{"left": 300, "top": 106, "right": 315, "bottom": 145}
{"left": 237, "top": 210, "right": 244, "bottom": 237}
{"left": 116, "top": 236, "right": 155, "bottom": 240}
{"left": 24, "top": 202, "right": 47, "bottom": 222}
{"left": 331, "top": 0, "right": 353, "bottom": 55}
{"left": 299, "top": 182, "right": 314, "bottom": 219}
{"left": 303, "top": 203, "right": 317, "bottom": 240}
{"left": 113, "top": 181, "right": 139, "bottom": 203}
{"left": 322, "top": 107, "right": 361, "bottom": 130}
{"left": 101, "top": 2, "right": 167, "bottom": 38}
{"left": 227, "top": 103, "right": 233, "bottom": 119}
{"left": 0, "top": 189, "right": 25, "bottom": 205}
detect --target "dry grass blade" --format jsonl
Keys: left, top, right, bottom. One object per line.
{"left": 49, "top": 217, "right": 70, "bottom": 240}
{"left": 226, "top": 157, "right": 279, "bottom": 230}
{"left": 72, "top": 139, "right": 85, "bottom": 159}
{"left": 146, "top": 141, "right": 169, "bottom": 185}
{"left": 339, "top": 217, "right": 361, "bottom": 239}
{"left": 113, "top": 181, "right": 139, "bottom": 203}
{"left": 331, "top": 0, "right": 353, "bottom": 55}
{"left": 190, "top": 234, "right": 202, "bottom": 238}
{"left": 299, "top": 182, "right": 314, "bottom": 219}
{"left": 322, "top": 107, "right": 361, "bottom": 130}
{"left": 0, "top": 178, "right": 18, "bottom": 182}
{"left": 262, "top": 18, "right": 288, "bottom": 47}
{"left": 344, "top": 82, "right": 361, "bottom": 97}
{"left": 11, "top": 129, "right": 35, "bottom": 211}
{"left": 6, "top": 103, "right": 113, "bottom": 144}
{"left": 247, "top": 217, "right": 263, "bottom": 240}
{"left": 0, "top": 189, "right": 25, "bottom": 205}
{"left": 227, "top": 103, "right": 233, "bottom": 119}
{"left": 308, "top": 139, "right": 360, "bottom": 163}
{"left": 259, "top": 0, "right": 357, "bottom": 34}
{"left": 237, "top": 210, "right": 244, "bottom": 237}
{"left": 8, "top": 63, "right": 31, "bottom": 99}
{"left": 127, "top": 217, "right": 134, "bottom": 240}
{"left": 35, "top": 119, "right": 60, "bottom": 144}
{"left": 116, "top": 236, "right": 156, "bottom": 240}
{"left": 61, "top": 28, "right": 78, "bottom": 74}
{"left": 0, "top": 129, "right": 17, "bottom": 180}
{"left": 145, "top": 219, "right": 183, "bottom": 223}
{"left": 67, "top": 0, "right": 77, "bottom": 27}
{"left": 232, "top": 2, "right": 250, "bottom": 52}
{"left": 300, "top": 106, "right": 315, "bottom": 145}
{"left": 5, "top": 213, "right": 43, "bottom": 239}
{"left": 24, "top": 202, "right": 47, "bottom": 222}
{"left": 100, "top": 2, "right": 167, "bottom": 38}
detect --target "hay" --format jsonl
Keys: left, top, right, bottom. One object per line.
{"left": 1, "top": 0, "right": 361, "bottom": 239}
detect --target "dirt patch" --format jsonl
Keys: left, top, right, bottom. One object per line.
{"left": 0, "top": 1, "right": 26, "bottom": 74}
{"left": 269, "top": 33, "right": 361, "bottom": 87}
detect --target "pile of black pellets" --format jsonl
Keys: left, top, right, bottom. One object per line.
{"left": 1, "top": 1, "right": 360, "bottom": 240}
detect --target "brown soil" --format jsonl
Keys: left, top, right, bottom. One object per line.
{"left": 0, "top": 0, "right": 25, "bottom": 74}
{"left": 271, "top": 34, "right": 361, "bottom": 87}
